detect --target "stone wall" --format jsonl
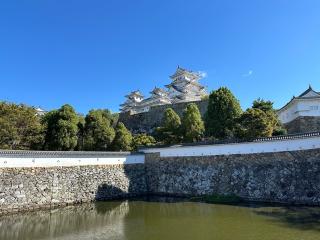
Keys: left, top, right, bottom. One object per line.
{"left": 285, "top": 116, "right": 320, "bottom": 134}
{"left": 2, "top": 143, "right": 320, "bottom": 215}
{"left": 0, "top": 164, "right": 146, "bottom": 215}
{"left": 119, "top": 99, "right": 208, "bottom": 134}
{"left": 145, "top": 149, "right": 320, "bottom": 205}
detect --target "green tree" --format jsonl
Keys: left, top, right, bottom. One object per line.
{"left": 252, "top": 98, "right": 274, "bottom": 112}
{"left": 236, "top": 108, "right": 273, "bottom": 139}
{"left": 76, "top": 115, "right": 85, "bottom": 150}
{"left": 155, "top": 108, "right": 182, "bottom": 144}
{"left": 0, "top": 102, "right": 44, "bottom": 150}
{"left": 111, "top": 113, "right": 119, "bottom": 127}
{"left": 43, "top": 104, "right": 79, "bottom": 151}
{"left": 83, "top": 109, "right": 116, "bottom": 151}
{"left": 181, "top": 103, "right": 205, "bottom": 142}
{"left": 132, "top": 134, "right": 156, "bottom": 151}
{"left": 204, "top": 87, "right": 242, "bottom": 139}
{"left": 252, "top": 98, "right": 287, "bottom": 136}
{"left": 112, "top": 122, "right": 133, "bottom": 151}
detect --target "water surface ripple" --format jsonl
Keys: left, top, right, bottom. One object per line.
{"left": 1, "top": 200, "right": 320, "bottom": 240}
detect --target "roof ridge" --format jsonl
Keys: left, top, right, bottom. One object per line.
{"left": 298, "top": 85, "right": 320, "bottom": 98}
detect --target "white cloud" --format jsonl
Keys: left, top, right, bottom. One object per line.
{"left": 199, "top": 71, "right": 208, "bottom": 78}
{"left": 242, "top": 70, "right": 253, "bottom": 77}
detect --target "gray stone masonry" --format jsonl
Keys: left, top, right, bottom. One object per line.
{"left": 119, "top": 99, "right": 208, "bottom": 134}
{"left": 1, "top": 148, "right": 320, "bottom": 215}
{"left": 145, "top": 149, "right": 320, "bottom": 205}
{"left": 285, "top": 116, "right": 320, "bottom": 134}
{"left": 0, "top": 164, "right": 146, "bottom": 215}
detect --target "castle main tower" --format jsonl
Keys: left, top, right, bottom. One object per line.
{"left": 165, "top": 66, "right": 207, "bottom": 103}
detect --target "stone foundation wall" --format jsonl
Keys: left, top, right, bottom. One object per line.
{"left": 120, "top": 100, "right": 320, "bottom": 135}
{"left": 2, "top": 146, "right": 320, "bottom": 215}
{"left": 119, "top": 99, "right": 208, "bottom": 134}
{"left": 145, "top": 149, "right": 320, "bottom": 205}
{"left": 0, "top": 164, "right": 146, "bottom": 215}
{"left": 285, "top": 116, "right": 320, "bottom": 134}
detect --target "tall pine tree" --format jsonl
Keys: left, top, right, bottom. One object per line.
{"left": 155, "top": 108, "right": 182, "bottom": 144}
{"left": 43, "top": 104, "right": 79, "bottom": 151}
{"left": 112, "top": 122, "right": 133, "bottom": 151}
{"left": 83, "top": 109, "right": 115, "bottom": 151}
{"left": 252, "top": 98, "right": 287, "bottom": 136}
{"left": 205, "top": 87, "right": 242, "bottom": 139}
{"left": 181, "top": 103, "right": 204, "bottom": 142}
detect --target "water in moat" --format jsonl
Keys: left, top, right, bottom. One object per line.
{"left": 1, "top": 198, "right": 320, "bottom": 240}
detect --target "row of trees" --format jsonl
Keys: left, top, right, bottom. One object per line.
{"left": 205, "top": 87, "right": 286, "bottom": 140}
{"left": 0, "top": 102, "right": 155, "bottom": 151}
{"left": 155, "top": 104, "right": 204, "bottom": 144}
{"left": 0, "top": 87, "right": 286, "bottom": 150}
{"left": 154, "top": 87, "right": 286, "bottom": 144}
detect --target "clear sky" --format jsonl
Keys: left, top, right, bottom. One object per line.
{"left": 1, "top": 0, "right": 320, "bottom": 114}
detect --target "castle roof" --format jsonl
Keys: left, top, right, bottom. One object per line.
{"left": 125, "top": 90, "right": 144, "bottom": 98}
{"left": 150, "top": 87, "right": 167, "bottom": 96}
{"left": 34, "top": 107, "right": 46, "bottom": 112}
{"left": 278, "top": 85, "right": 320, "bottom": 112}
{"left": 298, "top": 85, "right": 320, "bottom": 98}
{"left": 120, "top": 101, "right": 135, "bottom": 107}
{"left": 33, "top": 106, "right": 47, "bottom": 116}
{"left": 165, "top": 81, "right": 205, "bottom": 93}
{"left": 169, "top": 66, "right": 201, "bottom": 80}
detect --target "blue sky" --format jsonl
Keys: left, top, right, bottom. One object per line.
{"left": 1, "top": 0, "right": 320, "bottom": 114}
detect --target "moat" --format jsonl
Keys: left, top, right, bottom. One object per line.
{"left": 1, "top": 199, "right": 320, "bottom": 240}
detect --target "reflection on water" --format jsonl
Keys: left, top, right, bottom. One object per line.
{"left": 0, "top": 202, "right": 129, "bottom": 240}
{"left": 1, "top": 199, "right": 320, "bottom": 240}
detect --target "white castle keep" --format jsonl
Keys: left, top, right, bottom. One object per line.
{"left": 120, "top": 67, "right": 208, "bottom": 114}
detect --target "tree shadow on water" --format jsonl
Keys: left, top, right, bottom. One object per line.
{"left": 255, "top": 206, "right": 320, "bottom": 231}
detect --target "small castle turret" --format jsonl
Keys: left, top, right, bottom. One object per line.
{"left": 120, "top": 90, "right": 144, "bottom": 113}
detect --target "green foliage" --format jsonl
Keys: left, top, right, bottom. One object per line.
{"left": 236, "top": 108, "right": 273, "bottom": 139}
{"left": 76, "top": 115, "right": 85, "bottom": 150}
{"left": 0, "top": 101, "right": 130, "bottom": 151}
{"left": 204, "top": 87, "right": 242, "bottom": 139}
{"left": 181, "top": 103, "right": 205, "bottom": 142}
{"left": 0, "top": 102, "right": 44, "bottom": 150}
{"left": 162, "top": 108, "right": 181, "bottom": 130}
{"left": 252, "top": 98, "right": 274, "bottom": 112}
{"left": 201, "top": 95, "right": 209, "bottom": 101}
{"left": 43, "top": 104, "right": 79, "bottom": 151}
{"left": 132, "top": 134, "right": 156, "bottom": 151}
{"left": 155, "top": 108, "right": 182, "bottom": 144}
{"left": 83, "top": 109, "right": 115, "bottom": 151}
{"left": 111, "top": 113, "right": 119, "bottom": 127}
{"left": 112, "top": 122, "right": 133, "bottom": 151}
{"left": 252, "top": 98, "right": 287, "bottom": 136}
{"left": 272, "top": 127, "right": 288, "bottom": 136}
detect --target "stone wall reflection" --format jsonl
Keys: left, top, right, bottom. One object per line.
{"left": 0, "top": 202, "right": 129, "bottom": 240}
